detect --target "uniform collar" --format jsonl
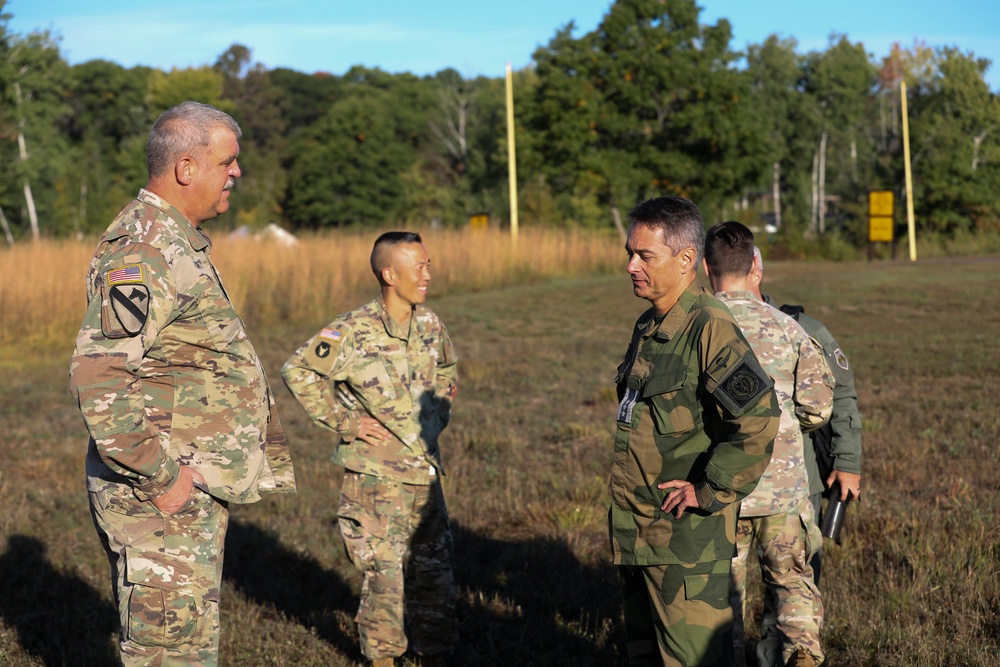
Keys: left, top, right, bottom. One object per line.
{"left": 137, "top": 188, "right": 211, "bottom": 252}
{"left": 376, "top": 294, "right": 415, "bottom": 341}
{"left": 715, "top": 289, "right": 760, "bottom": 303}
{"left": 646, "top": 282, "right": 710, "bottom": 341}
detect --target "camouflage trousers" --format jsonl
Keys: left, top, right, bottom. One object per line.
{"left": 731, "top": 501, "right": 823, "bottom": 667}
{"left": 338, "top": 471, "right": 458, "bottom": 661}
{"left": 619, "top": 560, "right": 734, "bottom": 666}
{"left": 89, "top": 482, "right": 227, "bottom": 667}
{"left": 756, "top": 493, "right": 824, "bottom": 667}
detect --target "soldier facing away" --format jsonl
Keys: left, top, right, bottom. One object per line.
{"left": 282, "top": 231, "right": 458, "bottom": 667}
{"left": 750, "top": 245, "right": 863, "bottom": 667}
{"left": 69, "top": 101, "right": 296, "bottom": 666}
{"left": 703, "top": 222, "right": 835, "bottom": 667}
{"left": 610, "top": 196, "right": 780, "bottom": 666}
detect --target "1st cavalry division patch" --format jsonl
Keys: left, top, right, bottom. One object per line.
{"left": 106, "top": 265, "right": 149, "bottom": 336}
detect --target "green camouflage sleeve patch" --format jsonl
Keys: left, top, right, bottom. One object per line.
{"left": 711, "top": 351, "right": 773, "bottom": 417}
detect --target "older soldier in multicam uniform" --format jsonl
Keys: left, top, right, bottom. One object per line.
{"left": 282, "top": 231, "right": 458, "bottom": 667}
{"left": 611, "top": 197, "right": 780, "bottom": 667}
{"left": 702, "top": 222, "right": 834, "bottom": 667}
{"left": 68, "top": 101, "right": 296, "bottom": 666}
{"left": 750, "top": 245, "right": 863, "bottom": 667}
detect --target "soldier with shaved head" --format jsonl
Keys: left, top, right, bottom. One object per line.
{"left": 282, "top": 231, "right": 458, "bottom": 667}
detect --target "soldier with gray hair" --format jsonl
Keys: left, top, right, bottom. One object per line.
{"left": 703, "top": 222, "right": 834, "bottom": 667}
{"left": 282, "top": 231, "right": 459, "bottom": 667}
{"left": 610, "top": 196, "right": 780, "bottom": 666}
{"left": 69, "top": 100, "right": 297, "bottom": 665}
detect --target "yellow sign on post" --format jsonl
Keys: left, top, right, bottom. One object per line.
{"left": 469, "top": 213, "right": 489, "bottom": 230}
{"left": 868, "top": 190, "right": 895, "bottom": 243}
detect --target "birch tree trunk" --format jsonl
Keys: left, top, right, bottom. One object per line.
{"left": 772, "top": 161, "right": 782, "bottom": 230}
{"left": 14, "top": 82, "right": 40, "bottom": 242}
{"left": 810, "top": 150, "right": 819, "bottom": 236}
{"left": 611, "top": 205, "right": 626, "bottom": 243}
{"left": 972, "top": 131, "right": 988, "bottom": 171}
{"left": 818, "top": 130, "right": 828, "bottom": 235}
{"left": 851, "top": 137, "right": 858, "bottom": 183}
{"left": 0, "top": 203, "right": 14, "bottom": 246}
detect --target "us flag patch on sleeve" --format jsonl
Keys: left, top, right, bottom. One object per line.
{"left": 320, "top": 328, "right": 343, "bottom": 341}
{"left": 106, "top": 265, "right": 144, "bottom": 286}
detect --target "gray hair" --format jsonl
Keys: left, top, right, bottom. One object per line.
{"left": 146, "top": 101, "right": 242, "bottom": 178}
{"left": 627, "top": 196, "right": 706, "bottom": 263}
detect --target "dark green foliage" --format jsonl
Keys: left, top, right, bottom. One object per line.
{"left": 0, "top": 1, "right": 998, "bottom": 246}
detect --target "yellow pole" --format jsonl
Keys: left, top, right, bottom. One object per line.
{"left": 505, "top": 62, "right": 519, "bottom": 247}
{"left": 901, "top": 81, "right": 917, "bottom": 261}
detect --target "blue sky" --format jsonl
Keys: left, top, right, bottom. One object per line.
{"left": 8, "top": 0, "right": 1000, "bottom": 89}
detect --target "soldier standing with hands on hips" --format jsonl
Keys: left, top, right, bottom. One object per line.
{"left": 282, "top": 232, "right": 458, "bottom": 667}
{"left": 609, "top": 196, "right": 780, "bottom": 667}
{"left": 69, "top": 101, "right": 296, "bottom": 666}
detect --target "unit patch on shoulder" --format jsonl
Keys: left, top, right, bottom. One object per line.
{"left": 833, "top": 347, "right": 849, "bottom": 371}
{"left": 101, "top": 265, "right": 149, "bottom": 337}
{"left": 714, "top": 357, "right": 772, "bottom": 417}
{"left": 314, "top": 327, "right": 344, "bottom": 359}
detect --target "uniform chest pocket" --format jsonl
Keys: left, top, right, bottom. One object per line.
{"left": 356, "top": 359, "right": 398, "bottom": 402}
{"left": 179, "top": 275, "right": 244, "bottom": 350}
{"left": 643, "top": 370, "right": 696, "bottom": 436}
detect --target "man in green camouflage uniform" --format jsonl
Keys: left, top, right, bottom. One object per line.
{"left": 69, "top": 101, "right": 296, "bottom": 667}
{"left": 703, "top": 223, "right": 835, "bottom": 667}
{"left": 282, "top": 232, "right": 458, "bottom": 667}
{"left": 611, "top": 197, "right": 780, "bottom": 667}
{"left": 750, "top": 246, "right": 863, "bottom": 667}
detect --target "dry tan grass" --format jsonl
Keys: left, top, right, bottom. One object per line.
{"left": 0, "top": 227, "right": 621, "bottom": 347}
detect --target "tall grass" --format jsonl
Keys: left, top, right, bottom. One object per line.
{"left": 0, "top": 227, "right": 622, "bottom": 348}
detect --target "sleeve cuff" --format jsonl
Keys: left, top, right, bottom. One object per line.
{"left": 132, "top": 457, "right": 181, "bottom": 501}
{"left": 695, "top": 481, "right": 732, "bottom": 514}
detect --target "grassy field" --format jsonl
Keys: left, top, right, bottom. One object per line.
{"left": 1, "top": 240, "right": 998, "bottom": 666}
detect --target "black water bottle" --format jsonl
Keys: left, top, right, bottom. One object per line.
{"left": 821, "top": 483, "right": 851, "bottom": 544}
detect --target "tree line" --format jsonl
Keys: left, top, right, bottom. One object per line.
{"left": 1, "top": 0, "right": 998, "bottom": 251}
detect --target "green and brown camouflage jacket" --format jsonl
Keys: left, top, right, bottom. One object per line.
{"left": 610, "top": 283, "right": 779, "bottom": 566}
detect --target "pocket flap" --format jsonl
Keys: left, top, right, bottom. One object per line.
{"left": 684, "top": 571, "right": 730, "bottom": 601}
{"left": 643, "top": 370, "right": 686, "bottom": 398}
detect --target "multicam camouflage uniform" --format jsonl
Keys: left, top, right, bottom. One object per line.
{"left": 757, "top": 298, "right": 863, "bottom": 667}
{"left": 611, "top": 283, "right": 780, "bottom": 667}
{"left": 68, "top": 189, "right": 296, "bottom": 666}
{"left": 281, "top": 296, "right": 458, "bottom": 662}
{"left": 714, "top": 290, "right": 834, "bottom": 667}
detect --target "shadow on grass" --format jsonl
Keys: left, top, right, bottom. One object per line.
{"left": 452, "top": 523, "right": 624, "bottom": 666}
{"left": 0, "top": 534, "right": 118, "bottom": 666}
{"left": 222, "top": 518, "right": 625, "bottom": 665}
{"left": 222, "top": 518, "right": 364, "bottom": 661}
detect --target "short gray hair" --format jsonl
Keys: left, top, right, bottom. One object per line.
{"left": 147, "top": 101, "right": 241, "bottom": 178}
{"left": 627, "top": 196, "right": 706, "bottom": 263}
